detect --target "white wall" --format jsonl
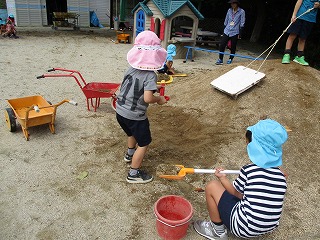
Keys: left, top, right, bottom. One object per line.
{"left": 6, "top": 0, "right": 108, "bottom": 27}
{"left": 89, "top": 0, "right": 110, "bottom": 26}
{"left": 68, "top": 0, "right": 90, "bottom": 27}
{"left": 6, "top": 0, "right": 44, "bottom": 26}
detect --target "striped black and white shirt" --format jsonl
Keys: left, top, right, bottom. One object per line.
{"left": 231, "top": 164, "right": 287, "bottom": 238}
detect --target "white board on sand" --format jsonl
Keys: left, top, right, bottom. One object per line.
{"left": 210, "top": 66, "right": 265, "bottom": 99}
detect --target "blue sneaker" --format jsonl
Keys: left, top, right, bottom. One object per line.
{"left": 215, "top": 59, "right": 223, "bottom": 65}
{"left": 227, "top": 59, "right": 232, "bottom": 64}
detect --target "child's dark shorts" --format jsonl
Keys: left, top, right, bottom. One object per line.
{"left": 218, "top": 190, "right": 241, "bottom": 230}
{"left": 287, "top": 19, "right": 314, "bottom": 39}
{"left": 116, "top": 113, "right": 152, "bottom": 147}
{"left": 157, "top": 64, "right": 168, "bottom": 74}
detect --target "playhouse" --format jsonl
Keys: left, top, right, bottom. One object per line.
{"left": 131, "top": 0, "right": 204, "bottom": 58}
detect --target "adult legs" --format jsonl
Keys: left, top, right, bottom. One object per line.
{"left": 229, "top": 35, "right": 239, "bottom": 60}
{"left": 218, "top": 34, "right": 229, "bottom": 61}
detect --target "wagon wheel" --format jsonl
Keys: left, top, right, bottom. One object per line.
{"left": 4, "top": 108, "right": 17, "bottom": 132}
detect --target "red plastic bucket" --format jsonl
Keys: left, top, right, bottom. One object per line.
{"left": 154, "top": 195, "right": 193, "bottom": 240}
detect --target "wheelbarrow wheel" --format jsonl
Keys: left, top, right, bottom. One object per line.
{"left": 111, "top": 97, "right": 117, "bottom": 111}
{"left": 4, "top": 108, "right": 17, "bottom": 132}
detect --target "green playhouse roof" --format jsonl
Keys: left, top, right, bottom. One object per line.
{"left": 132, "top": 0, "right": 204, "bottom": 20}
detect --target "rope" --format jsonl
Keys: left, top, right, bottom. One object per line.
{"left": 245, "top": 8, "right": 314, "bottom": 73}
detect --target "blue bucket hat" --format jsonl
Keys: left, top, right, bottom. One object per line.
{"left": 9, "top": 14, "right": 14, "bottom": 18}
{"left": 247, "top": 119, "right": 288, "bottom": 168}
{"left": 166, "top": 44, "right": 176, "bottom": 61}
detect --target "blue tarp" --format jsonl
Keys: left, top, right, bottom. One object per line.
{"left": 90, "top": 11, "right": 104, "bottom": 28}
{"left": 0, "top": 9, "right": 8, "bottom": 25}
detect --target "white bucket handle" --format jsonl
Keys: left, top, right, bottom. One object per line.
{"left": 154, "top": 212, "right": 192, "bottom": 228}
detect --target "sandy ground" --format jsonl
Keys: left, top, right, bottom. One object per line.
{"left": 1, "top": 27, "right": 320, "bottom": 240}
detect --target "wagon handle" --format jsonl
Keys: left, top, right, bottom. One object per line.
{"left": 47, "top": 68, "right": 55, "bottom": 72}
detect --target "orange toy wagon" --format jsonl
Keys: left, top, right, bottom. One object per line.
{"left": 4, "top": 95, "right": 77, "bottom": 140}
{"left": 116, "top": 31, "right": 130, "bottom": 43}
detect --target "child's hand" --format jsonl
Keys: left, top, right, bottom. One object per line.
{"left": 214, "top": 168, "right": 227, "bottom": 179}
{"left": 157, "top": 96, "right": 167, "bottom": 105}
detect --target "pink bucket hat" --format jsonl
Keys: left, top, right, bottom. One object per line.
{"left": 127, "top": 31, "right": 167, "bottom": 70}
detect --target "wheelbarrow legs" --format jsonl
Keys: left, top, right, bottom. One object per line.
{"left": 86, "top": 97, "right": 101, "bottom": 112}
{"left": 91, "top": 98, "right": 101, "bottom": 112}
{"left": 21, "top": 127, "right": 30, "bottom": 141}
{"left": 49, "top": 123, "right": 55, "bottom": 134}
{"left": 86, "top": 98, "right": 90, "bottom": 111}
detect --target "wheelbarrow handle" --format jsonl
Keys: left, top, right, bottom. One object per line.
{"left": 54, "top": 99, "right": 78, "bottom": 107}
{"left": 47, "top": 68, "right": 55, "bottom": 72}
{"left": 36, "top": 75, "right": 44, "bottom": 79}
{"left": 68, "top": 100, "right": 78, "bottom": 106}
{"left": 33, "top": 105, "right": 40, "bottom": 112}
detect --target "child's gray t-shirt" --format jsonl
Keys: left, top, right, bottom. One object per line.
{"left": 116, "top": 66, "right": 158, "bottom": 120}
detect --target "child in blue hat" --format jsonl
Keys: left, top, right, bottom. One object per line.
{"left": 158, "top": 44, "right": 176, "bottom": 75}
{"left": 194, "top": 119, "right": 288, "bottom": 239}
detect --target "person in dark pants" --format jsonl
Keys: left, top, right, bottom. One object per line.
{"left": 281, "top": 0, "right": 320, "bottom": 66}
{"left": 116, "top": 31, "right": 168, "bottom": 184}
{"left": 216, "top": 0, "right": 245, "bottom": 65}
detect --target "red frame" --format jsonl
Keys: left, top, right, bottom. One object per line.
{"left": 40, "top": 68, "right": 120, "bottom": 112}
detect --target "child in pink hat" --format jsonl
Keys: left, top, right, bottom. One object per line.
{"left": 116, "top": 30, "right": 168, "bottom": 184}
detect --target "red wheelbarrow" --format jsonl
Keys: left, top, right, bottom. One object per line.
{"left": 37, "top": 68, "right": 120, "bottom": 111}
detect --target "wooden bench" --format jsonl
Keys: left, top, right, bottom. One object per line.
{"left": 196, "top": 40, "right": 220, "bottom": 48}
{"left": 183, "top": 46, "right": 264, "bottom": 63}
{"left": 52, "top": 12, "right": 79, "bottom": 30}
{"left": 174, "top": 32, "right": 192, "bottom": 38}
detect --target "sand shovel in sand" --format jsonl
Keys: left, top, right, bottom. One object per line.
{"left": 159, "top": 165, "right": 240, "bottom": 180}
{"left": 171, "top": 73, "right": 188, "bottom": 77}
